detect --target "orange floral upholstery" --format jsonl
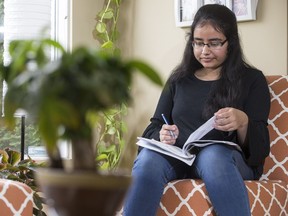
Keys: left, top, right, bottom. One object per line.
{"left": 157, "top": 75, "right": 288, "bottom": 216}
{"left": 0, "top": 179, "right": 33, "bottom": 216}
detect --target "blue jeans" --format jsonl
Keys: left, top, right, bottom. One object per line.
{"left": 123, "top": 144, "right": 255, "bottom": 216}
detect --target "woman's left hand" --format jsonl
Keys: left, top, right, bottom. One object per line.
{"left": 214, "top": 107, "right": 248, "bottom": 132}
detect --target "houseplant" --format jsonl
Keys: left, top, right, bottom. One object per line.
{"left": 93, "top": 0, "right": 121, "bottom": 56}
{"left": 93, "top": 0, "right": 126, "bottom": 170}
{"left": 0, "top": 38, "right": 162, "bottom": 215}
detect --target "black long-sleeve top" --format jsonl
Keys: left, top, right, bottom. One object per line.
{"left": 142, "top": 68, "right": 271, "bottom": 179}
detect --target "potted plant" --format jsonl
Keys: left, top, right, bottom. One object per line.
{"left": 0, "top": 38, "right": 162, "bottom": 216}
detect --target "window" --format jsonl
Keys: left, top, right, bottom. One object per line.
{"left": 0, "top": 0, "right": 70, "bottom": 160}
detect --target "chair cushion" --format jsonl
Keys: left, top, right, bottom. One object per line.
{"left": 0, "top": 179, "right": 33, "bottom": 216}
{"left": 245, "top": 180, "right": 287, "bottom": 215}
{"left": 157, "top": 179, "right": 288, "bottom": 216}
{"left": 158, "top": 179, "right": 214, "bottom": 216}
{"left": 262, "top": 76, "right": 288, "bottom": 182}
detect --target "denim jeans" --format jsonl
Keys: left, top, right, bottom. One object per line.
{"left": 123, "top": 144, "right": 255, "bottom": 216}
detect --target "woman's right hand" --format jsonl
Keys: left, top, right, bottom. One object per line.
{"left": 159, "top": 124, "right": 178, "bottom": 145}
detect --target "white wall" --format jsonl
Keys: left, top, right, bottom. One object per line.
{"left": 127, "top": 0, "right": 287, "bottom": 75}
{"left": 238, "top": 1, "right": 287, "bottom": 75}
{"left": 71, "top": 0, "right": 287, "bottom": 75}
{"left": 70, "top": 0, "right": 103, "bottom": 49}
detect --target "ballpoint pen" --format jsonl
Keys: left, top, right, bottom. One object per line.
{"left": 161, "top": 113, "right": 176, "bottom": 139}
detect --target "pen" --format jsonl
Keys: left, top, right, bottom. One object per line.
{"left": 161, "top": 113, "right": 176, "bottom": 139}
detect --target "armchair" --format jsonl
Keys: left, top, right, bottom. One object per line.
{"left": 0, "top": 179, "right": 33, "bottom": 216}
{"left": 157, "top": 75, "right": 288, "bottom": 215}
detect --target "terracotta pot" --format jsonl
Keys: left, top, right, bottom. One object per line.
{"left": 35, "top": 169, "right": 131, "bottom": 216}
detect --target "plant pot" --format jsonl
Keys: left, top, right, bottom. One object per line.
{"left": 35, "top": 169, "right": 131, "bottom": 216}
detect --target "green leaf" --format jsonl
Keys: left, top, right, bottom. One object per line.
{"left": 101, "top": 41, "right": 114, "bottom": 49}
{"left": 42, "top": 38, "right": 66, "bottom": 54}
{"left": 7, "top": 149, "right": 21, "bottom": 166}
{"left": 114, "top": 0, "right": 122, "bottom": 6}
{"left": 104, "top": 144, "right": 116, "bottom": 153}
{"left": 103, "top": 9, "right": 114, "bottom": 19}
{"left": 8, "top": 40, "right": 33, "bottom": 82}
{"left": 0, "top": 150, "right": 9, "bottom": 163}
{"left": 3, "top": 98, "right": 18, "bottom": 129}
{"left": 126, "top": 60, "right": 163, "bottom": 86}
{"left": 38, "top": 99, "right": 79, "bottom": 154}
{"left": 107, "top": 126, "right": 116, "bottom": 135}
{"left": 111, "top": 30, "right": 120, "bottom": 42}
{"left": 96, "top": 22, "right": 106, "bottom": 34}
{"left": 99, "top": 161, "right": 109, "bottom": 170}
{"left": 33, "top": 192, "right": 45, "bottom": 210}
{"left": 96, "top": 153, "right": 108, "bottom": 161}
{"left": 113, "top": 47, "right": 121, "bottom": 57}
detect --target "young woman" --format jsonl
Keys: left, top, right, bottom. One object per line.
{"left": 123, "top": 4, "right": 270, "bottom": 216}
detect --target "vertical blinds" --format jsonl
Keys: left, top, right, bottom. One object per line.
{"left": 2, "top": 0, "right": 51, "bottom": 116}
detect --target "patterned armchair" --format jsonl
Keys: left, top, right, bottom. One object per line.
{"left": 0, "top": 179, "right": 33, "bottom": 216}
{"left": 157, "top": 75, "right": 288, "bottom": 216}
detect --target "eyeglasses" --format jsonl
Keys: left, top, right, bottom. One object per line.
{"left": 192, "top": 39, "right": 228, "bottom": 50}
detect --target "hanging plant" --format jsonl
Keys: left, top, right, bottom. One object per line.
{"left": 93, "top": 0, "right": 122, "bottom": 56}
{"left": 93, "top": 0, "right": 131, "bottom": 170}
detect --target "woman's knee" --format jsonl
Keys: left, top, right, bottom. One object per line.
{"left": 132, "top": 149, "right": 173, "bottom": 181}
{"left": 198, "top": 145, "right": 231, "bottom": 162}
{"left": 194, "top": 145, "right": 236, "bottom": 176}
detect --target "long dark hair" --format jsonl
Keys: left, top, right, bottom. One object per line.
{"left": 170, "top": 4, "right": 250, "bottom": 119}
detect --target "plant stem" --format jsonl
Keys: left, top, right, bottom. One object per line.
{"left": 72, "top": 138, "right": 96, "bottom": 171}
{"left": 100, "top": 0, "right": 112, "bottom": 22}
